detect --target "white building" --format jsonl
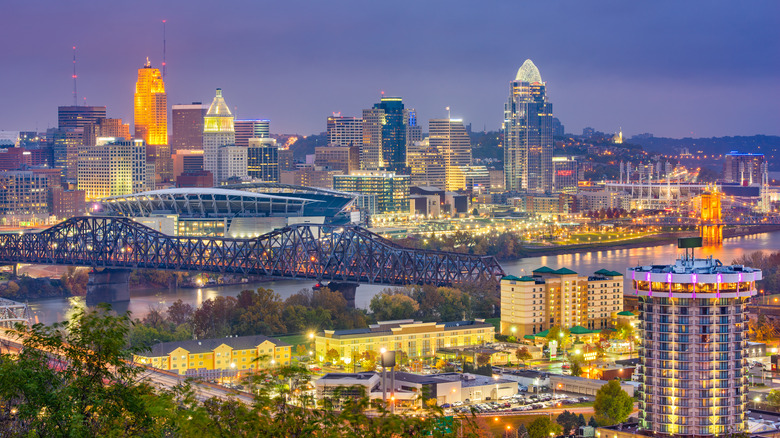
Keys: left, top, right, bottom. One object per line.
{"left": 217, "top": 145, "right": 248, "bottom": 182}
{"left": 78, "top": 139, "right": 146, "bottom": 200}
{"left": 203, "top": 89, "right": 235, "bottom": 185}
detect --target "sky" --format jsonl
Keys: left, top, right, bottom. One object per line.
{"left": 1, "top": 0, "right": 779, "bottom": 139}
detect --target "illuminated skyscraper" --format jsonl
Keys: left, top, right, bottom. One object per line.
{"left": 361, "top": 97, "right": 409, "bottom": 173}
{"left": 503, "top": 59, "right": 554, "bottom": 193}
{"left": 134, "top": 60, "right": 169, "bottom": 181}
{"left": 327, "top": 116, "right": 362, "bottom": 147}
{"left": 429, "top": 118, "right": 472, "bottom": 191}
{"left": 631, "top": 241, "right": 760, "bottom": 436}
{"left": 203, "top": 89, "right": 235, "bottom": 185}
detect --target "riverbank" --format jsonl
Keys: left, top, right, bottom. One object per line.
{"left": 508, "top": 224, "right": 780, "bottom": 260}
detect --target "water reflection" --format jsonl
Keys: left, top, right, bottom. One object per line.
{"left": 26, "top": 231, "right": 779, "bottom": 325}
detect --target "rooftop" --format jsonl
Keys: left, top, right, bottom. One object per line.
{"left": 515, "top": 59, "right": 543, "bottom": 83}
{"left": 629, "top": 255, "right": 761, "bottom": 275}
{"left": 139, "top": 334, "right": 290, "bottom": 357}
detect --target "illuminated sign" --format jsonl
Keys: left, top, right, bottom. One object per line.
{"left": 556, "top": 170, "right": 573, "bottom": 176}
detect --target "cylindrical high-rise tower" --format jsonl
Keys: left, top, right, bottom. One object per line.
{"left": 630, "top": 243, "right": 762, "bottom": 437}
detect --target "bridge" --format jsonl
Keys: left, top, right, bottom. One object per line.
{"left": 0, "top": 217, "right": 505, "bottom": 306}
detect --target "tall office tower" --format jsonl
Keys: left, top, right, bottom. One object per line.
{"left": 503, "top": 59, "right": 554, "bottom": 193}
{"left": 552, "top": 156, "right": 578, "bottom": 193}
{"left": 630, "top": 243, "right": 761, "bottom": 437}
{"left": 406, "top": 109, "right": 422, "bottom": 147}
{"left": 248, "top": 138, "right": 279, "bottom": 182}
{"left": 407, "top": 139, "right": 446, "bottom": 189}
{"left": 361, "top": 97, "right": 408, "bottom": 173}
{"left": 429, "top": 118, "right": 472, "bottom": 191}
{"left": 235, "top": 119, "right": 270, "bottom": 148}
{"left": 49, "top": 127, "right": 83, "bottom": 184}
{"left": 172, "top": 149, "right": 204, "bottom": 180}
{"left": 57, "top": 106, "right": 106, "bottom": 130}
{"left": 134, "top": 60, "right": 169, "bottom": 181}
{"left": 327, "top": 116, "right": 363, "bottom": 147}
{"left": 77, "top": 139, "right": 147, "bottom": 200}
{"left": 723, "top": 151, "right": 765, "bottom": 185}
{"left": 171, "top": 103, "right": 207, "bottom": 153}
{"left": 217, "top": 146, "right": 247, "bottom": 183}
{"left": 203, "top": 89, "right": 235, "bottom": 185}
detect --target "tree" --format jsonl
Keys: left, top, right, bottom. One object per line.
{"left": 527, "top": 416, "right": 562, "bottom": 438}
{"left": 767, "top": 389, "right": 780, "bottom": 406}
{"left": 370, "top": 290, "right": 419, "bottom": 321}
{"left": 517, "top": 424, "right": 529, "bottom": 438}
{"left": 166, "top": 299, "right": 194, "bottom": 325}
{"left": 325, "top": 348, "right": 340, "bottom": 364}
{"left": 476, "top": 352, "right": 491, "bottom": 367}
{"left": 556, "top": 410, "right": 579, "bottom": 435}
{"left": 578, "top": 413, "right": 586, "bottom": 428}
{"left": 593, "top": 380, "right": 634, "bottom": 426}
{"left": 570, "top": 360, "right": 583, "bottom": 377}
{"left": 361, "top": 350, "right": 378, "bottom": 370}
{"left": 515, "top": 346, "right": 532, "bottom": 366}
{"left": 546, "top": 326, "right": 572, "bottom": 351}
{"left": 588, "top": 416, "right": 599, "bottom": 427}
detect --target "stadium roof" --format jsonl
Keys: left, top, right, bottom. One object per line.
{"left": 97, "top": 184, "right": 355, "bottom": 219}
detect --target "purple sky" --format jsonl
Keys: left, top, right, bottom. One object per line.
{"left": 1, "top": 1, "right": 779, "bottom": 138}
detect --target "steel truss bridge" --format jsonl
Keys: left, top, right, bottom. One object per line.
{"left": 0, "top": 217, "right": 504, "bottom": 287}
{"left": 0, "top": 298, "right": 30, "bottom": 329}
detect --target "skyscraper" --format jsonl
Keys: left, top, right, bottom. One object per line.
{"left": 327, "top": 116, "right": 362, "bottom": 147}
{"left": 503, "top": 59, "right": 554, "bottom": 193}
{"left": 134, "top": 60, "right": 169, "bottom": 182}
{"left": 235, "top": 119, "right": 270, "bottom": 148}
{"left": 723, "top": 151, "right": 765, "bottom": 185}
{"left": 247, "top": 138, "right": 279, "bottom": 182}
{"left": 631, "top": 243, "right": 760, "bottom": 436}
{"left": 203, "top": 89, "right": 235, "bottom": 185}
{"left": 361, "top": 97, "right": 409, "bottom": 173}
{"left": 429, "top": 118, "right": 472, "bottom": 191}
{"left": 171, "top": 103, "right": 207, "bottom": 153}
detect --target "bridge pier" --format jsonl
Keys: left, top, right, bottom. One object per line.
{"left": 325, "top": 281, "right": 359, "bottom": 308}
{"left": 86, "top": 268, "right": 131, "bottom": 305}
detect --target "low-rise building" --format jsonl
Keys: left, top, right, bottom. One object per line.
{"left": 315, "top": 319, "right": 494, "bottom": 364}
{"left": 134, "top": 334, "right": 292, "bottom": 377}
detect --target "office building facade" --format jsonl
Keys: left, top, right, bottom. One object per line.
{"left": 500, "top": 267, "right": 623, "bottom": 336}
{"left": 723, "top": 151, "right": 765, "bottom": 185}
{"left": 327, "top": 116, "right": 363, "bottom": 147}
{"left": 333, "top": 171, "right": 410, "bottom": 214}
{"left": 552, "top": 156, "right": 578, "bottom": 193}
{"left": 0, "top": 170, "right": 51, "bottom": 214}
{"left": 134, "top": 61, "right": 169, "bottom": 182}
{"left": 77, "top": 139, "right": 146, "bottom": 200}
{"left": 631, "top": 253, "right": 761, "bottom": 436}
{"left": 172, "top": 149, "right": 204, "bottom": 179}
{"left": 235, "top": 119, "right": 270, "bottom": 148}
{"left": 203, "top": 89, "right": 235, "bottom": 185}
{"left": 247, "top": 138, "right": 279, "bottom": 182}
{"left": 314, "top": 145, "right": 359, "bottom": 175}
{"left": 217, "top": 145, "right": 248, "bottom": 183}
{"left": 171, "top": 103, "right": 207, "bottom": 153}
{"left": 57, "top": 106, "right": 106, "bottom": 130}
{"left": 503, "top": 59, "right": 554, "bottom": 193}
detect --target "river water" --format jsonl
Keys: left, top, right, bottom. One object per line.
{"left": 27, "top": 231, "right": 779, "bottom": 326}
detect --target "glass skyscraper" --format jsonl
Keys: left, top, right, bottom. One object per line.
{"left": 503, "top": 59, "right": 553, "bottom": 193}
{"left": 361, "top": 97, "right": 409, "bottom": 174}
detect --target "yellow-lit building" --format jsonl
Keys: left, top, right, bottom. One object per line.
{"left": 134, "top": 59, "right": 170, "bottom": 181}
{"left": 500, "top": 267, "right": 623, "bottom": 337}
{"left": 135, "top": 334, "right": 291, "bottom": 377}
{"left": 315, "top": 319, "right": 494, "bottom": 363}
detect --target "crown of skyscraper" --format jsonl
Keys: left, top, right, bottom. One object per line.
{"left": 515, "top": 59, "right": 543, "bottom": 83}
{"left": 207, "top": 88, "right": 232, "bottom": 116}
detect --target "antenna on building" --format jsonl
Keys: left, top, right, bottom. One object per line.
{"left": 72, "top": 46, "right": 78, "bottom": 106}
{"left": 162, "top": 19, "right": 167, "bottom": 78}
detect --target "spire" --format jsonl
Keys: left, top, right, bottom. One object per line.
{"left": 515, "top": 59, "right": 543, "bottom": 83}
{"left": 207, "top": 88, "right": 232, "bottom": 116}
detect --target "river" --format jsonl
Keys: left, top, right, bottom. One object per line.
{"left": 27, "top": 231, "right": 779, "bottom": 326}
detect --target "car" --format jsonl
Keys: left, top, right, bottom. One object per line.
{"left": 453, "top": 401, "right": 463, "bottom": 407}
{"left": 441, "top": 403, "right": 452, "bottom": 408}
{"left": 500, "top": 395, "right": 513, "bottom": 400}
{"left": 562, "top": 363, "right": 571, "bottom": 369}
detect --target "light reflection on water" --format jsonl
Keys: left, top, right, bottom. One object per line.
{"left": 26, "top": 231, "right": 779, "bottom": 325}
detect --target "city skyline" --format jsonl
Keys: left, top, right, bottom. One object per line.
{"left": 1, "top": 1, "right": 778, "bottom": 139}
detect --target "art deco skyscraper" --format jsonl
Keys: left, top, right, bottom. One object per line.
{"left": 134, "top": 60, "right": 169, "bottom": 182}
{"left": 203, "top": 89, "right": 235, "bottom": 185}
{"left": 503, "top": 59, "right": 553, "bottom": 193}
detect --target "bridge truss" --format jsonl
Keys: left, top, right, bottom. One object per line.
{"left": 0, "top": 298, "right": 30, "bottom": 329}
{"left": 0, "top": 217, "right": 504, "bottom": 286}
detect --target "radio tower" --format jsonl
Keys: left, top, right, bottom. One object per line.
{"left": 162, "top": 19, "right": 167, "bottom": 78}
{"left": 72, "top": 46, "right": 78, "bottom": 106}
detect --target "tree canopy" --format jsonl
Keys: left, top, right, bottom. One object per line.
{"left": 593, "top": 380, "right": 634, "bottom": 426}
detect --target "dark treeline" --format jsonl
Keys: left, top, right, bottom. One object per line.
{"left": 396, "top": 231, "right": 526, "bottom": 259}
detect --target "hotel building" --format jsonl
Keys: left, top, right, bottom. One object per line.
{"left": 135, "top": 334, "right": 291, "bottom": 377}
{"left": 630, "top": 250, "right": 761, "bottom": 436}
{"left": 500, "top": 267, "right": 623, "bottom": 337}
{"left": 315, "top": 319, "right": 494, "bottom": 363}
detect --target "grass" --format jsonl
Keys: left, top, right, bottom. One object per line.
{"left": 485, "top": 318, "right": 501, "bottom": 331}
{"left": 275, "top": 334, "right": 310, "bottom": 350}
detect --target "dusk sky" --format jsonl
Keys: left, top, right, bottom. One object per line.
{"left": 2, "top": 1, "right": 779, "bottom": 138}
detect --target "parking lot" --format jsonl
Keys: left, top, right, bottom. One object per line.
{"left": 443, "top": 391, "right": 592, "bottom": 415}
